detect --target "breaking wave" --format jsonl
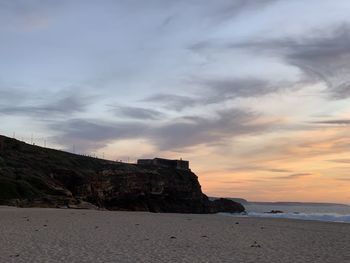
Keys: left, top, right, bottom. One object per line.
{"left": 226, "top": 212, "right": 350, "bottom": 223}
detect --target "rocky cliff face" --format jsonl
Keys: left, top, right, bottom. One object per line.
{"left": 0, "top": 135, "right": 244, "bottom": 213}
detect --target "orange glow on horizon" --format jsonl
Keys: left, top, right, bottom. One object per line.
{"left": 97, "top": 124, "right": 350, "bottom": 205}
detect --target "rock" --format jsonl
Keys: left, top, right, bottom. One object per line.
{"left": 265, "top": 210, "right": 284, "bottom": 214}
{"left": 67, "top": 201, "right": 99, "bottom": 210}
{"left": 0, "top": 135, "right": 245, "bottom": 214}
{"left": 208, "top": 198, "right": 245, "bottom": 213}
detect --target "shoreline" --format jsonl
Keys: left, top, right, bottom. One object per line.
{"left": 2, "top": 205, "right": 350, "bottom": 224}
{"left": 223, "top": 213, "right": 350, "bottom": 224}
{"left": 1, "top": 207, "right": 350, "bottom": 262}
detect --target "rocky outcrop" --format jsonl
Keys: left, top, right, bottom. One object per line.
{"left": 265, "top": 210, "right": 284, "bottom": 214}
{"left": 0, "top": 135, "right": 244, "bottom": 213}
{"left": 209, "top": 198, "right": 245, "bottom": 213}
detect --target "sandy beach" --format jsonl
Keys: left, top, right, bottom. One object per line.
{"left": 0, "top": 207, "right": 349, "bottom": 263}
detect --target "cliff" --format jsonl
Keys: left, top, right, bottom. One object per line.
{"left": 0, "top": 135, "right": 244, "bottom": 213}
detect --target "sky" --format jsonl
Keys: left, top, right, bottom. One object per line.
{"left": 1, "top": 0, "right": 350, "bottom": 204}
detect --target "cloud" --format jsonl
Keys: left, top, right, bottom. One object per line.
{"left": 228, "top": 24, "right": 350, "bottom": 99}
{"left": 209, "top": 0, "right": 279, "bottom": 23}
{"left": 113, "top": 106, "right": 164, "bottom": 120}
{"left": 51, "top": 107, "right": 277, "bottom": 152}
{"left": 191, "top": 24, "right": 350, "bottom": 101}
{"left": 0, "top": 0, "right": 278, "bottom": 33}
{"left": 311, "top": 119, "right": 350, "bottom": 125}
{"left": 200, "top": 78, "right": 279, "bottom": 103}
{"left": 50, "top": 119, "right": 147, "bottom": 152}
{"left": 230, "top": 165, "right": 292, "bottom": 173}
{"left": 328, "top": 159, "right": 350, "bottom": 164}
{"left": 142, "top": 78, "right": 283, "bottom": 111}
{"left": 150, "top": 108, "right": 274, "bottom": 150}
{"left": 0, "top": 93, "right": 90, "bottom": 117}
{"left": 275, "top": 173, "right": 313, "bottom": 179}
{"left": 336, "top": 177, "right": 350, "bottom": 181}
{"left": 219, "top": 181, "right": 244, "bottom": 184}
{"left": 0, "top": 88, "right": 27, "bottom": 104}
{"left": 141, "top": 93, "right": 197, "bottom": 111}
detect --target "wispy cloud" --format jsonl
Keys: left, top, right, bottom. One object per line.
{"left": 50, "top": 119, "right": 147, "bottom": 152}
{"left": 142, "top": 77, "right": 285, "bottom": 110}
{"left": 230, "top": 165, "right": 292, "bottom": 173}
{"left": 328, "top": 159, "right": 350, "bottom": 164}
{"left": 312, "top": 119, "right": 350, "bottom": 125}
{"left": 335, "top": 177, "right": 350, "bottom": 181}
{"left": 51, "top": 107, "right": 277, "bottom": 152}
{"left": 141, "top": 94, "right": 197, "bottom": 111}
{"left": 0, "top": 91, "right": 91, "bottom": 118}
{"left": 229, "top": 24, "right": 350, "bottom": 99}
{"left": 275, "top": 173, "right": 313, "bottom": 179}
{"left": 200, "top": 78, "right": 279, "bottom": 103}
{"left": 191, "top": 24, "right": 350, "bottom": 101}
{"left": 208, "top": 0, "right": 279, "bottom": 23}
{"left": 112, "top": 106, "right": 164, "bottom": 120}
{"left": 149, "top": 108, "right": 276, "bottom": 150}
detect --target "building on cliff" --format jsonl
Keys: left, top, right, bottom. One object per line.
{"left": 137, "top": 158, "right": 190, "bottom": 170}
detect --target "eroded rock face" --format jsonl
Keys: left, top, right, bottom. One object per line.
{"left": 51, "top": 165, "right": 214, "bottom": 213}
{"left": 209, "top": 198, "right": 246, "bottom": 213}
{"left": 0, "top": 135, "right": 245, "bottom": 214}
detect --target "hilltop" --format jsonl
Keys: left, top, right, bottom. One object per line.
{"left": 0, "top": 135, "right": 244, "bottom": 213}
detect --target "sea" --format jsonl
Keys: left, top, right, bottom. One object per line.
{"left": 228, "top": 203, "right": 350, "bottom": 223}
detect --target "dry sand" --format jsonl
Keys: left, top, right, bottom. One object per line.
{"left": 0, "top": 206, "right": 349, "bottom": 263}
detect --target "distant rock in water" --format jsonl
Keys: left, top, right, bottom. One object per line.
{"left": 0, "top": 135, "right": 244, "bottom": 214}
{"left": 265, "top": 210, "right": 284, "bottom": 214}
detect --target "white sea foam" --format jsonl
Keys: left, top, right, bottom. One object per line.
{"left": 223, "top": 203, "right": 350, "bottom": 223}
{"left": 244, "top": 212, "right": 350, "bottom": 223}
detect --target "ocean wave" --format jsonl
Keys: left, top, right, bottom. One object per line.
{"left": 224, "top": 212, "right": 350, "bottom": 223}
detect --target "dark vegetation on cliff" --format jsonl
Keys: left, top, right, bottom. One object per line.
{"left": 0, "top": 135, "right": 244, "bottom": 213}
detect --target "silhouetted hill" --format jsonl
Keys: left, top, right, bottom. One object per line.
{"left": 0, "top": 135, "right": 244, "bottom": 213}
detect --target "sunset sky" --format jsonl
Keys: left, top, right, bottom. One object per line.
{"left": 1, "top": 0, "right": 350, "bottom": 204}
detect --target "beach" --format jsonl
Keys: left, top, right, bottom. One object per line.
{"left": 0, "top": 207, "right": 349, "bottom": 263}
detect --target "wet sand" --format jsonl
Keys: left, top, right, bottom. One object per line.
{"left": 0, "top": 206, "right": 349, "bottom": 263}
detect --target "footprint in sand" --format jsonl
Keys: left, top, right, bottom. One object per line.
{"left": 250, "top": 241, "right": 261, "bottom": 248}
